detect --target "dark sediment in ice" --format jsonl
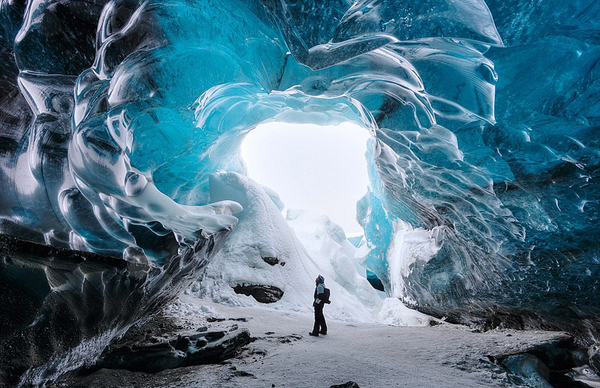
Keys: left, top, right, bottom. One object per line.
{"left": 261, "top": 256, "right": 280, "bottom": 266}
{"left": 93, "top": 315, "right": 252, "bottom": 373}
{"left": 233, "top": 284, "right": 285, "bottom": 304}
{"left": 0, "top": 231, "right": 228, "bottom": 387}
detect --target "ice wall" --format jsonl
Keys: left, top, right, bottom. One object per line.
{"left": 1, "top": 0, "right": 599, "bottom": 372}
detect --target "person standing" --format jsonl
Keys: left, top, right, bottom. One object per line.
{"left": 309, "top": 275, "right": 330, "bottom": 336}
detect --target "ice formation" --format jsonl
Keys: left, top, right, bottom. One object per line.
{"left": 192, "top": 172, "right": 382, "bottom": 322}
{"left": 1, "top": 0, "right": 600, "bottom": 384}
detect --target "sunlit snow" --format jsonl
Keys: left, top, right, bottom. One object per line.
{"left": 241, "top": 122, "right": 371, "bottom": 236}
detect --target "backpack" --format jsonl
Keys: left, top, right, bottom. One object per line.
{"left": 322, "top": 287, "right": 330, "bottom": 303}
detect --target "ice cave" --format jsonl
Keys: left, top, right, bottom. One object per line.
{"left": 0, "top": 0, "right": 599, "bottom": 386}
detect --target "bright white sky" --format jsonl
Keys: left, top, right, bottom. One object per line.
{"left": 241, "top": 121, "right": 372, "bottom": 236}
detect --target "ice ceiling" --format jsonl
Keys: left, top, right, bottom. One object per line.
{"left": 1, "top": 0, "right": 599, "bottom": 333}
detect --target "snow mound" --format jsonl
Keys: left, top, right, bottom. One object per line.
{"left": 190, "top": 172, "right": 434, "bottom": 326}
{"left": 191, "top": 172, "right": 389, "bottom": 323}
{"left": 377, "top": 298, "right": 431, "bottom": 327}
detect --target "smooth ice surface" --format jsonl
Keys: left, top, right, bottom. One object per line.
{"left": 241, "top": 121, "right": 371, "bottom": 235}
{"left": 0, "top": 0, "right": 599, "bottom": 348}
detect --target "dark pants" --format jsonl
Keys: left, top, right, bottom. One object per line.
{"left": 312, "top": 304, "right": 327, "bottom": 334}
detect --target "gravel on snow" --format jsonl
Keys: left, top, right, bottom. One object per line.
{"left": 73, "top": 295, "right": 569, "bottom": 388}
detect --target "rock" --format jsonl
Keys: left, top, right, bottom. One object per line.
{"left": 501, "top": 354, "right": 552, "bottom": 388}
{"left": 330, "top": 382, "right": 360, "bottom": 388}
{"left": 232, "top": 370, "right": 255, "bottom": 377}
{"left": 589, "top": 344, "right": 600, "bottom": 374}
{"left": 488, "top": 333, "right": 598, "bottom": 385}
{"left": 262, "top": 256, "right": 279, "bottom": 266}
{"left": 233, "top": 284, "right": 284, "bottom": 303}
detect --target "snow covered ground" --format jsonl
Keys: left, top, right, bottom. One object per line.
{"left": 70, "top": 295, "right": 576, "bottom": 388}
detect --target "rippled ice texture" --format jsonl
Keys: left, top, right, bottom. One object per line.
{"left": 0, "top": 0, "right": 599, "bottom": 334}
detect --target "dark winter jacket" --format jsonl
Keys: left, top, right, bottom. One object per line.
{"left": 313, "top": 284, "right": 330, "bottom": 308}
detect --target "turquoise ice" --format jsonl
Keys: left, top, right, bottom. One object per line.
{"left": 1, "top": 0, "right": 599, "bottom": 333}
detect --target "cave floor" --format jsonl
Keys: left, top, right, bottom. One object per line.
{"left": 67, "top": 295, "right": 576, "bottom": 388}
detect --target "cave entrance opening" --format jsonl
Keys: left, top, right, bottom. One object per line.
{"left": 240, "top": 121, "right": 372, "bottom": 238}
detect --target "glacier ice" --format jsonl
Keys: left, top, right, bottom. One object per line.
{"left": 1, "top": 0, "right": 600, "bottom": 383}
{"left": 0, "top": 229, "right": 228, "bottom": 386}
